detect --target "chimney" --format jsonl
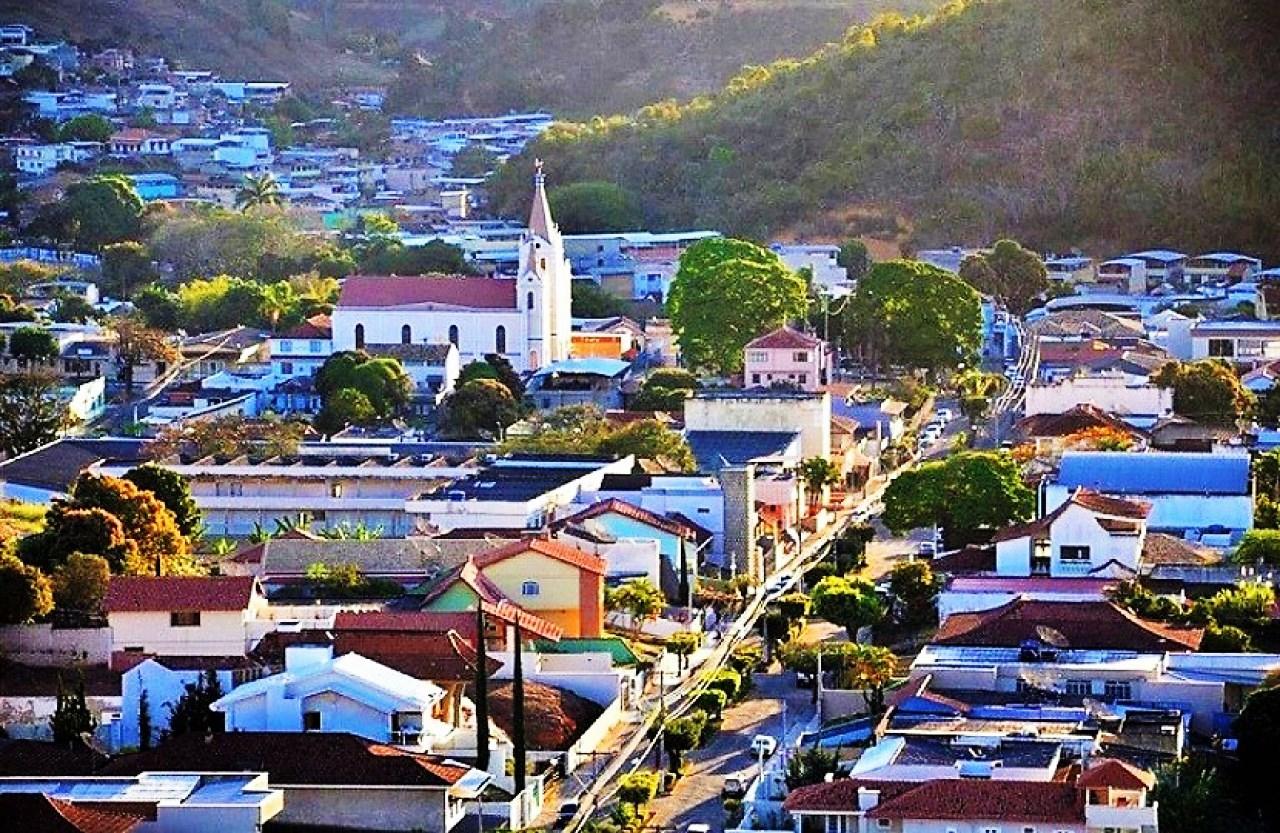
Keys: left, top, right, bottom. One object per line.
{"left": 857, "top": 787, "right": 880, "bottom": 811}
{"left": 720, "top": 463, "right": 758, "bottom": 580}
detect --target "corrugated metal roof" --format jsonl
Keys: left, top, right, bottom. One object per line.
{"left": 685, "top": 430, "right": 800, "bottom": 472}
{"left": 1056, "top": 451, "right": 1249, "bottom": 495}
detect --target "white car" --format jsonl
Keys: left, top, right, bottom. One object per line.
{"left": 764, "top": 573, "right": 794, "bottom": 598}
{"left": 935, "top": 408, "right": 954, "bottom": 423}
{"left": 687, "top": 825, "right": 713, "bottom": 833}
{"left": 750, "top": 734, "right": 778, "bottom": 758}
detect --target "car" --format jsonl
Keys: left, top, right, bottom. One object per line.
{"left": 935, "top": 408, "right": 954, "bottom": 423}
{"left": 722, "top": 776, "right": 747, "bottom": 799}
{"left": 924, "top": 419, "right": 946, "bottom": 433}
{"left": 917, "top": 540, "right": 937, "bottom": 557}
{"left": 750, "top": 734, "right": 778, "bottom": 758}
{"left": 687, "top": 825, "right": 713, "bottom": 833}
{"left": 764, "top": 572, "right": 794, "bottom": 598}
{"left": 556, "top": 800, "right": 579, "bottom": 821}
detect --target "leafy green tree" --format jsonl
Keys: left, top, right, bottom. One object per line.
{"left": 958, "top": 253, "right": 1000, "bottom": 298}
{"left": 124, "top": 463, "right": 201, "bottom": 538}
{"left": 8, "top": 326, "right": 59, "bottom": 364}
{"left": 51, "top": 294, "right": 97, "bottom": 324}
{"left": 65, "top": 473, "right": 197, "bottom": 576}
{"left": 235, "top": 173, "right": 284, "bottom": 212}
{"left": 1152, "top": 360, "right": 1254, "bottom": 426}
{"left": 844, "top": 260, "right": 982, "bottom": 374}
{"left": 0, "top": 260, "right": 64, "bottom": 297}
{"left": 314, "top": 388, "right": 377, "bottom": 435}
{"left": 39, "top": 174, "right": 144, "bottom": 249}
{"left": 449, "top": 144, "right": 498, "bottom": 177}
{"left": 134, "top": 285, "right": 181, "bottom": 330}
{"left": 0, "top": 372, "right": 68, "bottom": 456}
{"left": 882, "top": 451, "right": 1035, "bottom": 547}
{"left": 662, "top": 714, "right": 704, "bottom": 772}
{"left": 441, "top": 378, "right": 522, "bottom": 439}
{"left": 693, "top": 688, "right": 727, "bottom": 719}
{"left": 1196, "top": 584, "right": 1275, "bottom": 632}
{"left": 58, "top": 114, "right": 114, "bottom": 143}
{"left": 0, "top": 553, "right": 53, "bottom": 624}
{"left": 810, "top": 574, "right": 885, "bottom": 640}
{"left": 50, "top": 672, "right": 96, "bottom": 744}
{"left": 547, "top": 181, "right": 642, "bottom": 234}
{"left": 315, "top": 351, "right": 413, "bottom": 419}
{"left": 665, "top": 632, "right": 700, "bottom": 673}
{"left": 359, "top": 239, "right": 472, "bottom": 276}
{"left": 1235, "top": 685, "right": 1280, "bottom": 826}
{"left": 958, "top": 240, "right": 1049, "bottom": 314}
{"left": 595, "top": 418, "right": 696, "bottom": 471}
{"left": 888, "top": 560, "right": 942, "bottom": 626}
{"left": 571, "top": 280, "right": 627, "bottom": 318}
{"left": 20, "top": 507, "right": 136, "bottom": 573}
{"left": 798, "top": 457, "right": 841, "bottom": 507}
{"left": 630, "top": 369, "right": 698, "bottom": 411}
{"left": 617, "top": 770, "right": 660, "bottom": 809}
{"left": 837, "top": 239, "right": 871, "bottom": 282}
{"left": 786, "top": 746, "right": 840, "bottom": 789}
{"left": 167, "top": 670, "right": 225, "bottom": 737}
{"left": 607, "top": 578, "right": 666, "bottom": 629}
{"left": 457, "top": 360, "right": 500, "bottom": 387}
{"left": 147, "top": 207, "right": 325, "bottom": 281}
{"left": 668, "top": 238, "right": 808, "bottom": 374}
{"left": 1151, "top": 758, "right": 1238, "bottom": 833}
{"left": 51, "top": 552, "right": 111, "bottom": 612}
{"left": 1232, "top": 529, "right": 1280, "bottom": 565}
{"left": 841, "top": 643, "right": 896, "bottom": 712}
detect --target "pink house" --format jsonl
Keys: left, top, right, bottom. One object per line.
{"left": 743, "top": 326, "right": 829, "bottom": 392}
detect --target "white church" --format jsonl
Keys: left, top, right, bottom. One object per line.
{"left": 331, "top": 163, "right": 574, "bottom": 373}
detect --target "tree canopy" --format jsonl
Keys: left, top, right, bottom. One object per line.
{"left": 810, "top": 574, "right": 885, "bottom": 640}
{"left": 547, "top": 181, "right": 643, "bottom": 234}
{"left": 1151, "top": 360, "right": 1254, "bottom": 426}
{"left": 33, "top": 174, "right": 144, "bottom": 249}
{"left": 441, "top": 378, "right": 523, "bottom": 439}
{"left": 0, "top": 372, "right": 68, "bottom": 456}
{"left": 123, "top": 464, "right": 202, "bottom": 538}
{"left": 667, "top": 237, "right": 808, "bottom": 374}
{"left": 315, "top": 351, "right": 413, "bottom": 420}
{"left": 843, "top": 260, "right": 982, "bottom": 374}
{"left": 957, "top": 239, "right": 1048, "bottom": 314}
{"left": 501, "top": 405, "right": 695, "bottom": 470}
{"left": 882, "top": 451, "right": 1034, "bottom": 546}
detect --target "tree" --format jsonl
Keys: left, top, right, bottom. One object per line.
{"left": 235, "top": 173, "right": 284, "bottom": 212}
{"left": 258, "top": 280, "right": 298, "bottom": 331}
{"left": 147, "top": 206, "right": 326, "bottom": 281}
{"left": 631, "top": 368, "right": 698, "bottom": 412}
{"left": 595, "top": 419, "right": 696, "bottom": 471}
{"left": 547, "top": 181, "right": 642, "bottom": 234}
{"left": 0, "top": 260, "right": 64, "bottom": 297}
{"left": 124, "top": 464, "right": 201, "bottom": 538}
{"left": 450, "top": 144, "right": 498, "bottom": 178}
{"left": 1151, "top": 758, "right": 1238, "bottom": 833}
{"left": 662, "top": 713, "right": 704, "bottom": 773}
{"left": 1152, "top": 360, "right": 1254, "bottom": 426}
{"left": 958, "top": 240, "right": 1049, "bottom": 314}
{"left": 20, "top": 507, "right": 136, "bottom": 573}
{"left": 134, "top": 285, "right": 180, "bottom": 331}
{"left": 39, "top": 174, "right": 145, "bottom": 249}
{"left": 50, "top": 672, "right": 96, "bottom": 745}
{"left": 837, "top": 239, "right": 871, "bottom": 282}
{"left": 112, "top": 317, "right": 177, "bottom": 394}
{"left": 100, "top": 241, "right": 156, "bottom": 300}
{"left": 786, "top": 746, "right": 840, "bottom": 790}
{"left": 1064, "top": 425, "right": 1136, "bottom": 451}
{"left": 1232, "top": 529, "right": 1280, "bottom": 565}
{"left": 606, "top": 579, "right": 665, "bottom": 630}
{"left": 64, "top": 473, "right": 196, "bottom": 575}
{"left": 0, "top": 553, "right": 53, "bottom": 624}
{"left": 958, "top": 253, "right": 1000, "bottom": 297}
{"left": 954, "top": 369, "right": 1006, "bottom": 428}
{"left": 798, "top": 457, "right": 840, "bottom": 508}
{"left": 8, "top": 326, "right": 59, "bottom": 365}
{"left": 314, "top": 388, "right": 377, "bottom": 435}
{"left": 810, "top": 575, "right": 885, "bottom": 640}
{"left": 138, "top": 687, "right": 153, "bottom": 750}
{"left": 882, "top": 451, "right": 1035, "bottom": 547}
{"left": 51, "top": 293, "right": 97, "bottom": 324}
{"left": 58, "top": 114, "right": 114, "bottom": 143}
{"left": 315, "top": 351, "right": 413, "bottom": 419}
{"left": 571, "top": 280, "right": 626, "bottom": 318}
{"left": 166, "top": 670, "right": 225, "bottom": 737}
{"left": 1196, "top": 584, "right": 1275, "bottom": 632}
{"left": 665, "top": 632, "right": 700, "bottom": 673}
{"left": 441, "top": 378, "right": 522, "bottom": 439}
{"left": 668, "top": 238, "right": 808, "bottom": 374}
{"left": 473, "top": 604, "right": 490, "bottom": 770}
{"left": 888, "top": 560, "right": 942, "bottom": 626}
{"left": 844, "top": 260, "right": 982, "bottom": 375}
{"left": 51, "top": 552, "right": 111, "bottom": 612}
{"left": 841, "top": 643, "right": 897, "bottom": 713}
{"left": 617, "top": 770, "right": 660, "bottom": 809}
{"left": 0, "top": 372, "right": 68, "bottom": 456}
{"left": 1235, "top": 685, "right": 1280, "bottom": 826}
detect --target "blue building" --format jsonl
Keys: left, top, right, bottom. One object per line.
{"left": 128, "top": 172, "right": 181, "bottom": 201}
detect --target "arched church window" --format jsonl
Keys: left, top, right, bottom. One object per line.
{"left": 526, "top": 291, "right": 535, "bottom": 310}
{"left": 495, "top": 325, "right": 507, "bottom": 354}
{"left": 401, "top": 324, "right": 412, "bottom": 344}
{"left": 354, "top": 324, "right": 365, "bottom": 350}
{"left": 448, "top": 325, "right": 459, "bottom": 346}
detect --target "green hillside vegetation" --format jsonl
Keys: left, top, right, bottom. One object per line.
{"left": 490, "top": 0, "right": 1280, "bottom": 257}
{"left": 3, "top": 0, "right": 937, "bottom": 114}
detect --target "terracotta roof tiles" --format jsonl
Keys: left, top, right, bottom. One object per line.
{"left": 103, "top": 576, "right": 259, "bottom": 613}
{"left": 1076, "top": 758, "right": 1156, "bottom": 790}
{"left": 934, "top": 599, "right": 1203, "bottom": 652}
{"left": 746, "top": 326, "right": 823, "bottom": 350}
{"left": 866, "top": 779, "right": 1085, "bottom": 823}
{"left": 0, "top": 794, "right": 144, "bottom": 833}
{"left": 338, "top": 275, "right": 517, "bottom": 309}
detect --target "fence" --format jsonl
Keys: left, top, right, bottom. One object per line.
{"left": 0, "top": 624, "right": 111, "bottom": 667}
{"left": 563, "top": 693, "right": 627, "bottom": 775}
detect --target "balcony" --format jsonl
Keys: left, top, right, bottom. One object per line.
{"left": 1086, "top": 802, "right": 1158, "bottom": 830}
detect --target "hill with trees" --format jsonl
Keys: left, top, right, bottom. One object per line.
{"left": 490, "top": 0, "right": 1280, "bottom": 258}
{"left": 3, "top": 0, "right": 936, "bottom": 115}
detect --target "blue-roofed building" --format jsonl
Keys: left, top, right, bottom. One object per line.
{"left": 1044, "top": 451, "right": 1252, "bottom": 544}
{"left": 832, "top": 398, "right": 907, "bottom": 443}
{"left": 1184, "top": 252, "right": 1261, "bottom": 287}
{"left": 524, "top": 357, "right": 632, "bottom": 411}
{"left": 128, "top": 172, "right": 181, "bottom": 200}
{"left": 684, "top": 430, "right": 801, "bottom": 474}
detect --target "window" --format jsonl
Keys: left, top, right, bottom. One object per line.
{"left": 527, "top": 291, "right": 535, "bottom": 310}
{"left": 748, "top": 351, "right": 767, "bottom": 363}
{"left": 170, "top": 611, "right": 201, "bottom": 627}
{"left": 310, "top": 340, "right": 324, "bottom": 353}
{"left": 1060, "top": 545, "right": 1091, "bottom": 562}
{"left": 228, "top": 482, "right": 243, "bottom": 497}
{"left": 401, "top": 324, "right": 412, "bottom": 344}
{"left": 521, "top": 580, "right": 540, "bottom": 596}
{"left": 876, "top": 821, "right": 891, "bottom": 829}
{"left": 495, "top": 325, "right": 507, "bottom": 354}
{"left": 331, "top": 483, "right": 343, "bottom": 498}
{"left": 540, "top": 258, "right": 547, "bottom": 270}
{"left": 279, "top": 339, "right": 292, "bottom": 352}
{"left": 752, "top": 374, "right": 761, "bottom": 384}
{"left": 793, "top": 351, "right": 810, "bottom": 362}
{"left": 448, "top": 325, "right": 459, "bottom": 346}
{"left": 798, "top": 374, "right": 807, "bottom": 385}
{"left": 280, "top": 361, "right": 293, "bottom": 375}
{"left": 1104, "top": 680, "right": 1132, "bottom": 701}
{"left": 982, "top": 828, "right": 1000, "bottom": 833}
{"left": 354, "top": 323, "right": 365, "bottom": 349}
{"left": 303, "top": 711, "right": 321, "bottom": 731}
{"left": 1066, "top": 679, "right": 1092, "bottom": 696}
{"left": 1207, "top": 338, "right": 1234, "bottom": 357}
{"left": 1024, "top": 827, "right": 1037, "bottom": 833}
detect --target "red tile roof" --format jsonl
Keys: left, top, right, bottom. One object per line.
{"left": 990, "top": 488, "right": 1148, "bottom": 543}
{"left": 1077, "top": 758, "right": 1156, "bottom": 790}
{"left": 331, "top": 615, "right": 501, "bottom": 679}
{"left": 414, "top": 560, "right": 566, "bottom": 642}
{"left": 556, "top": 498, "right": 700, "bottom": 541}
{"left": 930, "top": 545, "right": 996, "bottom": 575}
{"left": 338, "top": 275, "right": 516, "bottom": 309}
{"left": 101, "top": 732, "right": 472, "bottom": 787}
{"left": 474, "top": 537, "right": 607, "bottom": 575}
{"left": 784, "top": 778, "right": 919, "bottom": 813}
{"left": 934, "top": 599, "right": 1203, "bottom": 652}
{"left": 103, "top": 576, "right": 259, "bottom": 613}
{"left": 278, "top": 313, "right": 332, "bottom": 339}
{"left": 1014, "top": 405, "right": 1146, "bottom": 440}
{"left": 0, "top": 794, "right": 145, "bottom": 833}
{"left": 866, "top": 779, "right": 1085, "bottom": 823}
{"left": 1141, "top": 532, "right": 1220, "bottom": 566}
{"left": 746, "top": 326, "right": 823, "bottom": 350}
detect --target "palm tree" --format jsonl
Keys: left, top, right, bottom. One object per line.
{"left": 259, "top": 281, "right": 298, "bottom": 332}
{"left": 235, "top": 173, "right": 283, "bottom": 212}
{"left": 289, "top": 274, "right": 340, "bottom": 310}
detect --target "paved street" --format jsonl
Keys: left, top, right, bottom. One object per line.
{"left": 642, "top": 666, "right": 815, "bottom": 832}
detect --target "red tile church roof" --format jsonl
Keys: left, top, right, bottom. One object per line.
{"left": 339, "top": 275, "right": 517, "bottom": 309}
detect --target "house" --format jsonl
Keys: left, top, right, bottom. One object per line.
{"left": 580, "top": 471, "right": 724, "bottom": 554}
{"left": 994, "top": 488, "right": 1153, "bottom": 579}
{"left": 331, "top": 167, "right": 572, "bottom": 372}
{"left": 127, "top": 172, "right": 180, "bottom": 201}
{"left": 743, "top": 326, "right": 830, "bottom": 392}
{"left": 1043, "top": 451, "right": 1252, "bottom": 544}
{"left": 13, "top": 142, "right": 99, "bottom": 176}
{"left": 1044, "top": 255, "right": 1095, "bottom": 284}
{"left": 366, "top": 341, "right": 461, "bottom": 409}
{"left": 177, "top": 326, "right": 270, "bottom": 380}
{"left": 213, "top": 645, "right": 462, "bottom": 751}
{"left": 1189, "top": 319, "right": 1280, "bottom": 365}
{"left": 1184, "top": 252, "right": 1261, "bottom": 287}
{"left": 102, "top": 575, "right": 269, "bottom": 668}
{"left": 0, "top": 773, "right": 282, "bottom": 833}
{"left": 1146, "top": 415, "right": 1239, "bottom": 452}
{"left": 268, "top": 313, "right": 333, "bottom": 378}
{"left": 685, "top": 389, "right": 831, "bottom": 460}
{"left": 416, "top": 537, "right": 606, "bottom": 638}
{"left": 1122, "top": 249, "right": 1188, "bottom": 284}
{"left": 118, "top": 655, "right": 263, "bottom": 749}
{"left": 223, "top": 535, "right": 480, "bottom": 590}
{"left": 101, "top": 731, "right": 489, "bottom": 833}
{"left": 108, "top": 129, "right": 172, "bottom": 157}
{"left": 0, "top": 437, "right": 151, "bottom": 503}
{"left": 1023, "top": 375, "right": 1173, "bottom": 419}
{"left": 524, "top": 357, "right": 632, "bottom": 411}
{"left": 770, "top": 243, "right": 848, "bottom": 290}
{"left": 1012, "top": 405, "right": 1148, "bottom": 453}
{"left": 933, "top": 599, "right": 1203, "bottom": 652}
{"left": 570, "top": 315, "right": 644, "bottom": 360}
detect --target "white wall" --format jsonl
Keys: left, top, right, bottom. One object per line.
{"left": 684, "top": 394, "right": 831, "bottom": 459}
{"left": 272, "top": 785, "right": 456, "bottom": 833}
{"left": 332, "top": 306, "right": 531, "bottom": 372}
{"left": 0, "top": 624, "right": 110, "bottom": 666}
{"left": 120, "top": 661, "right": 240, "bottom": 749}
{"left": 1024, "top": 376, "right": 1172, "bottom": 417}
{"left": 108, "top": 610, "right": 252, "bottom": 658}
{"left": 1043, "top": 485, "right": 1252, "bottom": 537}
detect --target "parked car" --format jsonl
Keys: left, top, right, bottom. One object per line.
{"left": 764, "top": 572, "right": 794, "bottom": 598}
{"left": 918, "top": 540, "right": 937, "bottom": 557}
{"left": 935, "top": 407, "right": 954, "bottom": 422}
{"left": 722, "top": 776, "right": 747, "bottom": 799}
{"left": 687, "top": 825, "right": 713, "bottom": 833}
{"left": 750, "top": 734, "right": 778, "bottom": 758}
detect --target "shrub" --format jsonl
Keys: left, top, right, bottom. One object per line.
{"left": 708, "top": 668, "right": 742, "bottom": 702}
{"left": 728, "top": 643, "right": 763, "bottom": 675}
{"left": 1203, "top": 623, "right": 1253, "bottom": 652}
{"left": 693, "top": 688, "right": 728, "bottom": 719}
{"left": 617, "top": 770, "right": 660, "bottom": 808}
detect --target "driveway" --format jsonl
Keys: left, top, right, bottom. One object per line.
{"left": 642, "top": 666, "right": 815, "bottom": 832}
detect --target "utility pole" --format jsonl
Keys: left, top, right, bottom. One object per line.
{"left": 655, "top": 665, "right": 666, "bottom": 770}
{"left": 474, "top": 603, "right": 490, "bottom": 771}
{"left": 512, "top": 618, "right": 526, "bottom": 796}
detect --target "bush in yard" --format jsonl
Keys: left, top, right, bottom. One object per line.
{"left": 1203, "top": 623, "right": 1253, "bottom": 652}
{"left": 708, "top": 668, "right": 742, "bottom": 702}
{"left": 665, "top": 632, "right": 701, "bottom": 673}
{"left": 723, "top": 798, "right": 744, "bottom": 827}
{"left": 617, "top": 770, "right": 660, "bottom": 809}
{"left": 694, "top": 688, "right": 727, "bottom": 719}
{"left": 728, "top": 643, "right": 763, "bottom": 675}
{"left": 662, "top": 715, "right": 703, "bottom": 772}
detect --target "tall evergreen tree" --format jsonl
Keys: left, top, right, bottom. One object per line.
{"left": 474, "top": 603, "right": 490, "bottom": 771}
{"left": 50, "top": 672, "right": 96, "bottom": 746}
{"left": 512, "top": 618, "right": 526, "bottom": 794}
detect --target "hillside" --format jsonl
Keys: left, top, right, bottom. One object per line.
{"left": 490, "top": 0, "right": 1280, "bottom": 259}
{"left": 0, "top": 0, "right": 938, "bottom": 116}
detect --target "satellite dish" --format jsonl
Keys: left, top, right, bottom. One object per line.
{"left": 1036, "top": 625, "right": 1070, "bottom": 649}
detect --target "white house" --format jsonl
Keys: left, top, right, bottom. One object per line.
{"left": 995, "top": 488, "right": 1151, "bottom": 578}
{"left": 770, "top": 243, "right": 848, "bottom": 290}
{"left": 103, "top": 576, "right": 269, "bottom": 668}
{"left": 1190, "top": 319, "right": 1280, "bottom": 365}
{"left": 684, "top": 389, "right": 831, "bottom": 460}
{"left": 1023, "top": 374, "right": 1173, "bottom": 418}
{"left": 268, "top": 313, "right": 333, "bottom": 378}
{"left": 1184, "top": 251, "right": 1261, "bottom": 286}
{"left": 743, "top": 326, "right": 830, "bottom": 392}
{"left": 13, "top": 141, "right": 99, "bottom": 176}
{"left": 119, "top": 656, "right": 260, "bottom": 749}
{"left": 331, "top": 164, "right": 572, "bottom": 372}
{"left": 213, "top": 645, "right": 459, "bottom": 752}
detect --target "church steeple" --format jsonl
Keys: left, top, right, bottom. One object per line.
{"left": 528, "top": 159, "right": 555, "bottom": 239}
